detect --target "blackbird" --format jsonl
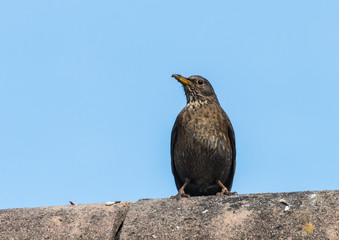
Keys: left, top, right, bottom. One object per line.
{"left": 171, "top": 74, "right": 236, "bottom": 198}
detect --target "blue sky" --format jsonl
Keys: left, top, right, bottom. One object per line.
{"left": 1, "top": 1, "right": 338, "bottom": 209}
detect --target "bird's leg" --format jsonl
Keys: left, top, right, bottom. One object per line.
{"left": 216, "top": 180, "right": 237, "bottom": 196}
{"left": 170, "top": 179, "right": 191, "bottom": 200}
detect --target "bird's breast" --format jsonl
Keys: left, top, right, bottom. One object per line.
{"left": 180, "top": 104, "right": 229, "bottom": 151}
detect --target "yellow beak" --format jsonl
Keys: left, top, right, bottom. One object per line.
{"left": 172, "top": 74, "right": 192, "bottom": 86}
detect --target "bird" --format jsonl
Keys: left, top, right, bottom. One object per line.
{"left": 171, "top": 74, "right": 236, "bottom": 199}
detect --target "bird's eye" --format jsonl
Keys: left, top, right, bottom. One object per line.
{"left": 198, "top": 80, "right": 204, "bottom": 85}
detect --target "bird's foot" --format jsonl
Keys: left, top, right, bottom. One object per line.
{"left": 170, "top": 190, "right": 191, "bottom": 200}
{"left": 171, "top": 179, "right": 191, "bottom": 200}
{"left": 216, "top": 180, "right": 237, "bottom": 196}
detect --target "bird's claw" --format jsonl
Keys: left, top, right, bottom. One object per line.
{"left": 170, "top": 192, "right": 191, "bottom": 200}
{"left": 216, "top": 190, "right": 237, "bottom": 196}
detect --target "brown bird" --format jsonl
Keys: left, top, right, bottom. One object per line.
{"left": 171, "top": 74, "right": 236, "bottom": 198}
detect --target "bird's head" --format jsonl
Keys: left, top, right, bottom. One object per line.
{"left": 172, "top": 74, "right": 219, "bottom": 104}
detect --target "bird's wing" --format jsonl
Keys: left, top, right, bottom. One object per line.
{"left": 170, "top": 117, "right": 184, "bottom": 190}
{"left": 224, "top": 122, "right": 236, "bottom": 191}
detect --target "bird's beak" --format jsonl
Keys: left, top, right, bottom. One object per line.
{"left": 172, "top": 74, "right": 192, "bottom": 86}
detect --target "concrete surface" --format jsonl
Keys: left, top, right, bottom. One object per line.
{"left": 120, "top": 191, "right": 338, "bottom": 240}
{"left": 0, "top": 201, "right": 130, "bottom": 240}
{"left": 0, "top": 191, "right": 338, "bottom": 240}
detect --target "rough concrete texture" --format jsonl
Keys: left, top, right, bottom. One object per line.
{"left": 0, "top": 201, "right": 130, "bottom": 240}
{"left": 119, "top": 191, "right": 338, "bottom": 240}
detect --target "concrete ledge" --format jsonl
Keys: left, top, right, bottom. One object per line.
{"left": 120, "top": 191, "right": 338, "bottom": 240}
{"left": 0, "top": 201, "right": 130, "bottom": 240}
{"left": 0, "top": 191, "right": 338, "bottom": 240}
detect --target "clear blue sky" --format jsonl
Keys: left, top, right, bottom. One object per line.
{"left": 1, "top": 1, "right": 338, "bottom": 209}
